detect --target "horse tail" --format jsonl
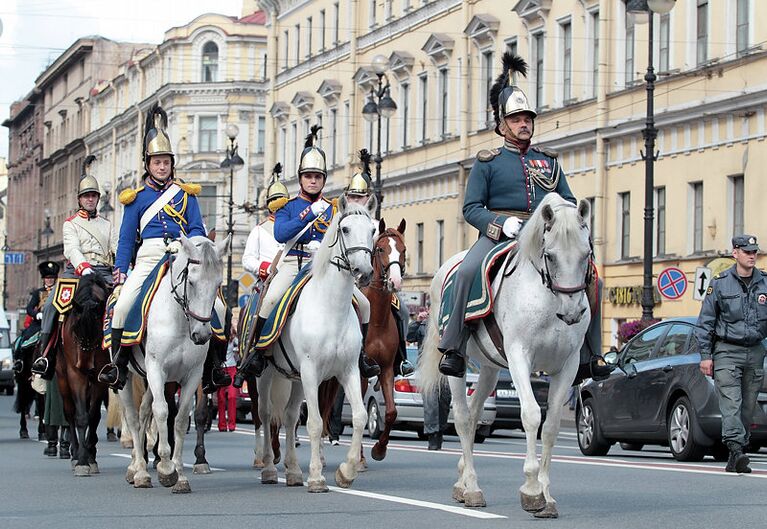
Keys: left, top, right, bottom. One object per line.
{"left": 106, "top": 390, "right": 122, "bottom": 429}
{"left": 418, "top": 271, "right": 447, "bottom": 397}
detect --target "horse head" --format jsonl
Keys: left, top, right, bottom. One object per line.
{"left": 374, "top": 218, "right": 407, "bottom": 292}
{"left": 518, "top": 194, "right": 593, "bottom": 326}
{"left": 319, "top": 193, "right": 376, "bottom": 287}
{"left": 71, "top": 273, "right": 110, "bottom": 351}
{"left": 175, "top": 234, "right": 228, "bottom": 345}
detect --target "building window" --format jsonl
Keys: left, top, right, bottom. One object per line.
{"left": 201, "top": 41, "right": 218, "bottom": 82}
{"left": 282, "top": 30, "right": 289, "bottom": 70}
{"left": 400, "top": 82, "right": 410, "bottom": 148}
{"left": 696, "top": 0, "right": 708, "bottom": 65}
{"left": 533, "top": 33, "right": 544, "bottom": 110}
{"left": 383, "top": 117, "right": 391, "bottom": 154}
{"left": 692, "top": 182, "right": 703, "bottom": 252}
{"left": 482, "top": 50, "right": 494, "bottom": 125}
{"left": 306, "top": 17, "right": 313, "bottom": 57}
{"left": 369, "top": 0, "right": 376, "bottom": 28}
{"left": 261, "top": 51, "right": 268, "bottom": 80}
{"left": 419, "top": 74, "right": 428, "bottom": 144}
{"left": 333, "top": 2, "right": 340, "bottom": 45}
{"left": 366, "top": 120, "right": 373, "bottom": 152}
{"left": 731, "top": 175, "right": 744, "bottom": 236}
{"left": 625, "top": 12, "right": 635, "bottom": 85}
{"left": 256, "top": 116, "right": 266, "bottom": 154}
{"left": 279, "top": 126, "right": 287, "bottom": 175}
{"left": 436, "top": 219, "right": 444, "bottom": 267}
{"left": 736, "top": 0, "right": 749, "bottom": 57}
{"left": 330, "top": 108, "right": 338, "bottom": 166}
{"left": 620, "top": 192, "right": 630, "bottom": 259}
{"left": 319, "top": 10, "right": 326, "bottom": 51}
{"left": 295, "top": 24, "right": 301, "bottom": 65}
{"left": 586, "top": 196, "right": 596, "bottom": 237}
{"left": 659, "top": 14, "right": 670, "bottom": 72}
{"left": 290, "top": 122, "right": 297, "bottom": 177}
{"left": 403, "top": 0, "right": 411, "bottom": 12}
{"left": 591, "top": 11, "right": 599, "bottom": 98}
{"left": 655, "top": 187, "right": 666, "bottom": 255}
{"left": 416, "top": 222, "right": 424, "bottom": 274}
{"left": 439, "top": 68, "right": 449, "bottom": 137}
{"left": 198, "top": 185, "right": 218, "bottom": 230}
{"left": 198, "top": 116, "right": 218, "bottom": 152}
{"left": 561, "top": 21, "right": 572, "bottom": 103}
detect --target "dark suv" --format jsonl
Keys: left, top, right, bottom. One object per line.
{"left": 577, "top": 318, "right": 767, "bottom": 461}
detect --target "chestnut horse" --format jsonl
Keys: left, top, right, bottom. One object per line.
{"left": 57, "top": 273, "right": 111, "bottom": 476}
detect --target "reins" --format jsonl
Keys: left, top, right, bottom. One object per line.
{"left": 168, "top": 250, "right": 212, "bottom": 324}
{"left": 327, "top": 209, "right": 373, "bottom": 273}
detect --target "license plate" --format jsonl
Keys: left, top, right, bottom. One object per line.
{"left": 496, "top": 388, "right": 517, "bottom": 399}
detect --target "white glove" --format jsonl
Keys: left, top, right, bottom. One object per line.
{"left": 306, "top": 240, "right": 321, "bottom": 253}
{"left": 310, "top": 201, "right": 329, "bottom": 217}
{"left": 502, "top": 216, "right": 522, "bottom": 239}
{"left": 36, "top": 312, "right": 43, "bottom": 321}
{"left": 81, "top": 268, "right": 93, "bottom": 276}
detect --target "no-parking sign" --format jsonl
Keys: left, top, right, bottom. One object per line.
{"left": 657, "top": 267, "right": 687, "bottom": 300}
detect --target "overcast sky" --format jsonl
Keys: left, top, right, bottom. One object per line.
{"left": 0, "top": 0, "right": 244, "bottom": 160}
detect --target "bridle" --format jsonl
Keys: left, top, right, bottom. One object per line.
{"left": 327, "top": 210, "right": 374, "bottom": 273}
{"left": 168, "top": 253, "right": 213, "bottom": 324}
{"left": 536, "top": 216, "right": 594, "bottom": 296}
{"left": 370, "top": 229, "right": 406, "bottom": 291}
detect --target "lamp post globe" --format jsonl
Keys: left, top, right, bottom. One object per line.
{"left": 371, "top": 54, "right": 389, "bottom": 75}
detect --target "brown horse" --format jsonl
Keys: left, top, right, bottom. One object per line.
{"left": 361, "top": 218, "right": 407, "bottom": 461}
{"left": 56, "top": 273, "right": 111, "bottom": 476}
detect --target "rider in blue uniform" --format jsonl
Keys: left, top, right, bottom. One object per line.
{"left": 98, "top": 104, "right": 230, "bottom": 391}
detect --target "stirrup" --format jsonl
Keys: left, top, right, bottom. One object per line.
{"left": 400, "top": 360, "right": 415, "bottom": 377}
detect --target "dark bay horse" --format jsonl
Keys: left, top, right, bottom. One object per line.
{"left": 13, "top": 335, "right": 46, "bottom": 440}
{"left": 56, "top": 273, "right": 111, "bottom": 476}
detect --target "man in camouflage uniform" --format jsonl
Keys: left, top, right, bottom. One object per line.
{"left": 695, "top": 234, "right": 767, "bottom": 473}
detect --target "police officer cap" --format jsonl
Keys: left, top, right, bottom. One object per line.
{"left": 732, "top": 234, "right": 759, "bottom": 252}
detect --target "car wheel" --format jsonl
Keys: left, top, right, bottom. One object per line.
{"left": 667, "top": 396, "right": 706, "bottom": 462}
{"left": 619, "top": 442, "right": 644, "bottom": 451}
{"left": 577, "top": 398, "right": 611, "bottom": 456}
{"left": 367, "top": 400, "right": 382, "bottom": 440}
{"left": 709, "top": 442, "right": 729, "bottom": 462}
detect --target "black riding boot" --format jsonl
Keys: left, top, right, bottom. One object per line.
{"left": 725, "top": 442, "right": 751, "bottom": 473}
{"left": 572, "top": 278, "right": 615, "bottom": 386}
{"left": 31, "top": 332, "right": 56, "bottom": 380}
{"left": 359, "top": 324, "right": 381, "bottom": 378}
{"left": 438, "top": 329, "right": 468, "bottom": 378}
{"left": 395, "top": 318, "right": 415, "bottom": 377}
{"left": 233, "top": 317, "right": 268, "bottom": 388}
{"left": 98, "top": 328, "right": 129, "bottom": 390}
{"left": 59, "top": 427, "right": 71, "bottom": 460}
{"left": 43, "top": 425, "right": 58, "bottom": 457}
{"left": 202, "top": 338, "right": 232, "bottom": 394}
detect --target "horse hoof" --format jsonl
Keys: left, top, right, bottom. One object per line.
{"left": 125, "top": 469, "right": 136, "bottom": 484}
{"left": 253, "top": 458, "right": 265, "bottom": 469}
{"left": 452, "top": 486, "right": 465, "bottom": 503}
{"left": 261, "top": 469, "right": 278, "bottom": 484}
{"left": 371, "top": 444, "right": 387, "bottom": 461}
{"left": 273, "top": 454, "right": 281, "bottom": 465}
{"left": 335, "top": 468, "right": 354, "bottom": 489}
{"left": 533, "top": 502, "right": 559, "bottom": 519}
{"left": 520, "top": 492, "right": 547, "bottom": 513}
{"left": 286, "top": 472, "right": 304, "bottom": 487}
{"left": 193, "top": 463, "right": 211, "bottom": 475}
{"left": 134, "top": 475, "right": 153, "bottom": 488}
{"left": 308, "top": 479, "right": 329, "bottom": 493}
{"left": 172, "top": 480, "right": 192, "bottom": 494}
{"left": 19, "top": 430, "right": 29, "bottom": 439}
{"left": 356, "top": 458, "right": 368, "bottom": 473}
{"left": 74, "top": 465, "right": 91, "bottom": 477}
{"left": 89, "top": 463, "right": 100, "bottom": 475}
{"left": 158, "top": 470, "right": 178, "bottom": 488}
{"left": 464, "top": 491, "right": 487, "bottom": 508}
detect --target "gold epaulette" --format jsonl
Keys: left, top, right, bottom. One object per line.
{"left": 533, "top": 146, "right": 559, "bottom": 158}
{"left": 119, "top": 186, "right": 144, "bottom": 205}
{"left": 477, "top": 148, "right": 501, "bottom": 162}
{"left": 177, "top": 181, "right": 201, "bottom": 196}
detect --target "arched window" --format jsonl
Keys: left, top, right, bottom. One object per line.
{"left": 202, "top": 41, "right": 218, "bottom": 82}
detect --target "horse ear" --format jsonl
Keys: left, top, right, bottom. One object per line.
{"left": 379, "top": 218, "right": 386, "bottom": 234}
{"left": 366, "top": 193, "right": 378, "bottom": 217}
{"left": 541, "top": 204, "right": 555, "bottom": 230}
{"left": 179, "top": 233, "right": 196, "bottom": 255}
{"left": 338, "top": 193, "right": 348, "bottom": 214}
{"left": 577, "top": 199, "right": 591, "bottom": 228}
{"left": 215, "top": 234, "right": 232, "bottom": 260}
{"left": 397, "top": 218, "right": 406, "bottom": 235}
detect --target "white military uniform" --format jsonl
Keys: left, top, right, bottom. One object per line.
{"left": 62, "top": 210, "right": 117, "bottom": 276}
{"left": 242, "top": 215, "right": 282, "bottom": 285}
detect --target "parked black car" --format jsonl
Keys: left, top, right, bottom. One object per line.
{"left": 577, "top": 318, "right": 767, "bottom": 461}
{"left": 491, "top": 369, "right": 549, "bottom": 435}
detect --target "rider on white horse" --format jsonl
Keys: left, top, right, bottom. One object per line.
{"left": 438, "top": 53, "right": 612, "bottom": 384}
{"left": 98, "top": 104, "right": 230, "bottom": 391}
{"left": 32, "top": 156, "right": 117, "bottom": 379}
{"left": 233, "top": 125, "right": 381, "bottom": 386}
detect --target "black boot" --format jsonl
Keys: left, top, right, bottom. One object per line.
{"left": 31, "top": 333, "right": 55, "bottom": 380}
{"left": 106, "top": 428, "right": 118, "bottom": 442}
{"left": 233, "top": 317, "right": 268, "bottom": 388}
{"left": 427, "top": 432, "right": 443, "bottom": 451}
{"left": 43, "top": 425, "right": 58, "bottom": 457}
{"left": 202, "top": 338, "right": 232, "bottom": 394}
{"left": 358, "top": 324, "right": 380, "bottom": 378}
{"left": 438, "top": 351, "right": 466, "bottom": 377}
{"left": 725, "top": 442, "right": 751, "bottom": 473}
{"left": 59, "top": 427, "right": 71, "bottom": 460}
{"left": 98, "top": 328, "right": 128, "bottom": 390}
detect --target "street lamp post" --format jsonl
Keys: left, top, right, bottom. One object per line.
{"left": 628, "top": 0, "right": 677, "bottom": 320}
{"left": 220, "top": 123, "right": 245, "bottom": 307}
{"left": 362, "top": 55, "right": 398, "bottom": 220}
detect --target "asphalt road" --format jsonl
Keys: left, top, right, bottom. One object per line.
{"left": 0, "top": 394, "right": 764, "bottom": 529}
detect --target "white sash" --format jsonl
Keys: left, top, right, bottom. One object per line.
{"left": 139, "top": 183, "right": 181, "bottom": 234}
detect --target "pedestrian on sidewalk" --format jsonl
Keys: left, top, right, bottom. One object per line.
{"left": 217, "top": 329, "right": 240, "bottom": 432}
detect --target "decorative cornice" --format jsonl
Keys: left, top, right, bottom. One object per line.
{"left": 270, "top": 101, "right": 290, "bottom": 122}
{"left": 354, "top": 66, "right": 378, "bottom": 92}
{"left": 464, "top": 14, "right": 500, "bottom": 49}
{"left": 317, "top": 79, "right": 342, "bottom": 103}
{"left": 276, "top": 42, "right": 351, "bottom": 87}
{"left": 422, "top": 33, "right": 454, "bottom": 66}
{"left": 512, "top": 0, "right": 552, "bottom": 27}
{"left": 290, "top": 91, "right": 315, "bottom": 113}
{"left": 389, "top": 51, "right": 415, "bottom": 82}
{"left": 357, "top": 0, "right": 462, "bottom": 51}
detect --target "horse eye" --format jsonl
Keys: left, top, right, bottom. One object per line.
{"left": 342, "top": 227, "right": 350, "bottom": 235}
{"left": 371, "top": 228, "right": 376, "bottom": 237}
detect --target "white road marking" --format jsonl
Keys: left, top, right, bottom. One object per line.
{"left": 110, "top": 453, "right": 226, "bottom": 472}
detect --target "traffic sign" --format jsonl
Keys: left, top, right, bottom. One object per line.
{"left": 4, "top": 252, "right": 25, "bottom": 265}
{"left": 657, "top": 267, "right": 687, "bottom": 300}
{"left": 693, "top": 267, "right": 712, "bottom": 301}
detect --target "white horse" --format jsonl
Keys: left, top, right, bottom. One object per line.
{"left": 257, "top": 195, "right": 377, "bottom": 492}
{"left": 119, "top": 234, "right": 229, "bottom": 493}
{"left": 420, "top": 194, "right": 593, "bottom": 518}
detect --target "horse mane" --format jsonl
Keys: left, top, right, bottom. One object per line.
{"left": 71, "top": 273, "right": 109, "bottom": 348}
{"left": 515, "top": 193, "right": 584, "bottom": 264}
{"left": 312, "top": 201, "right": 370, "bottom": 277}
{"left": 194, "top": 237, "right": 219, "bottom": 270}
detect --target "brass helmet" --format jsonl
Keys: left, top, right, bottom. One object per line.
{"left": 266, "top": 163, "right": 290, "bottom": 213}
{"left": 142, "top": 103, "right": 174, "bottom": 162}
{"left": 489, "top": 53, "right": 536, "bottom": 136}
{"left": 347, "top": 149, "right": 372, "bottom": 196}
{"left": 297, "top": 124, "right": 326, "bottom": 178}
{"left": 38, "top": 261, "right": 60, "bottom": 279}
{"left": 78, "top": 154, "right": 100, "bottom": 197}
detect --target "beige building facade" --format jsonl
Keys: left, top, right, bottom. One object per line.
{"left": 257, "top": 0, "right": 767, "bottom": 348}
